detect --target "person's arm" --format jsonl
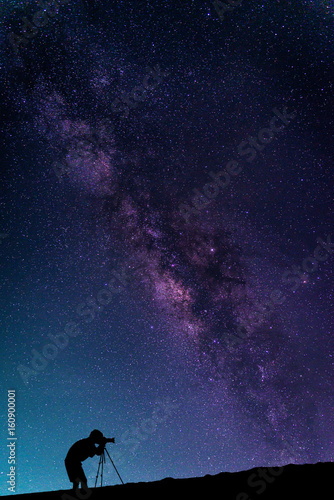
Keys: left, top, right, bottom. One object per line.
{"left": 95, "top": 442, "right": 105, "bottom": 456}
{"left": 87, "top": 441, "right": 103, "bottom": 458}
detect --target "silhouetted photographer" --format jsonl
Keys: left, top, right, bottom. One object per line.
{"left": 65, "top": 429, "right": 115, "bottom": 491}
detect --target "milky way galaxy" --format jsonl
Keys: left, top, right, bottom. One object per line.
{"left": 1, "top": 0, "right": 333, "bottom": 495}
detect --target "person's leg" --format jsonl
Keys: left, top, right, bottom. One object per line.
{"left": 80, "top": 468, "right": 88, "bottom": 489}
{"left": 72, "top": 478, "right": 80, "bottom": 491}
{"left": 65, "top": 459, "right": 83, "bottom": 491}
{"left": 75, "top": 464, "right": 88, "bottom": 490}
{"left": 65, "top": 459, "right": 78, "bottom": 490}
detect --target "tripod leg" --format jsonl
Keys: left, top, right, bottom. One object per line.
{"left": 95, "top": 456, "right": 102, "bottom": 488}
{"left": 104, "top": 448, "right": 124, "bottom": 485}
{"left": 101, "top": 455, "right": 104, "bottom": 487}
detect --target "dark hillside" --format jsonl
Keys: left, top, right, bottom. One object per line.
{"left": 3, "top": 462, "right": 333, "bottom": 500}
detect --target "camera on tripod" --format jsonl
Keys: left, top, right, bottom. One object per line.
{"left": 95, "top": 435, "right": 124, "bottom": 487}
{"left": 102, "top": 437, "right": 115, "bottom": 445}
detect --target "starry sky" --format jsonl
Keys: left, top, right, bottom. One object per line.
{"left": 1, "top": 0, "right": 334, "bottom": 495}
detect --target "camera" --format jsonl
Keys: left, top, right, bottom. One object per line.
{"left": 102, "top": 437, "right": 115, "bottom": 445}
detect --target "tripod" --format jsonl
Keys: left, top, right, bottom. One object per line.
{"left": 95, "top": 446, "right": 124, "bottom": 487}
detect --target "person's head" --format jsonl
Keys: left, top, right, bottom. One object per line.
{"left": 89, "top": 429, "right": 104, "bottom": 444}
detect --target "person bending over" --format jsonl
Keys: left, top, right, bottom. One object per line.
{"left": 65, "top": 429, "right": 115, "bottom": 490}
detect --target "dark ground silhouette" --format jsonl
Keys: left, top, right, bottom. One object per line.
{"left": 2, "top": 462, "right": 333, "bottom": 500}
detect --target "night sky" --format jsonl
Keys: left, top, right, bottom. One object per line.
{"left": 1, "top": 0, "right": 334, "bottom": 495}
